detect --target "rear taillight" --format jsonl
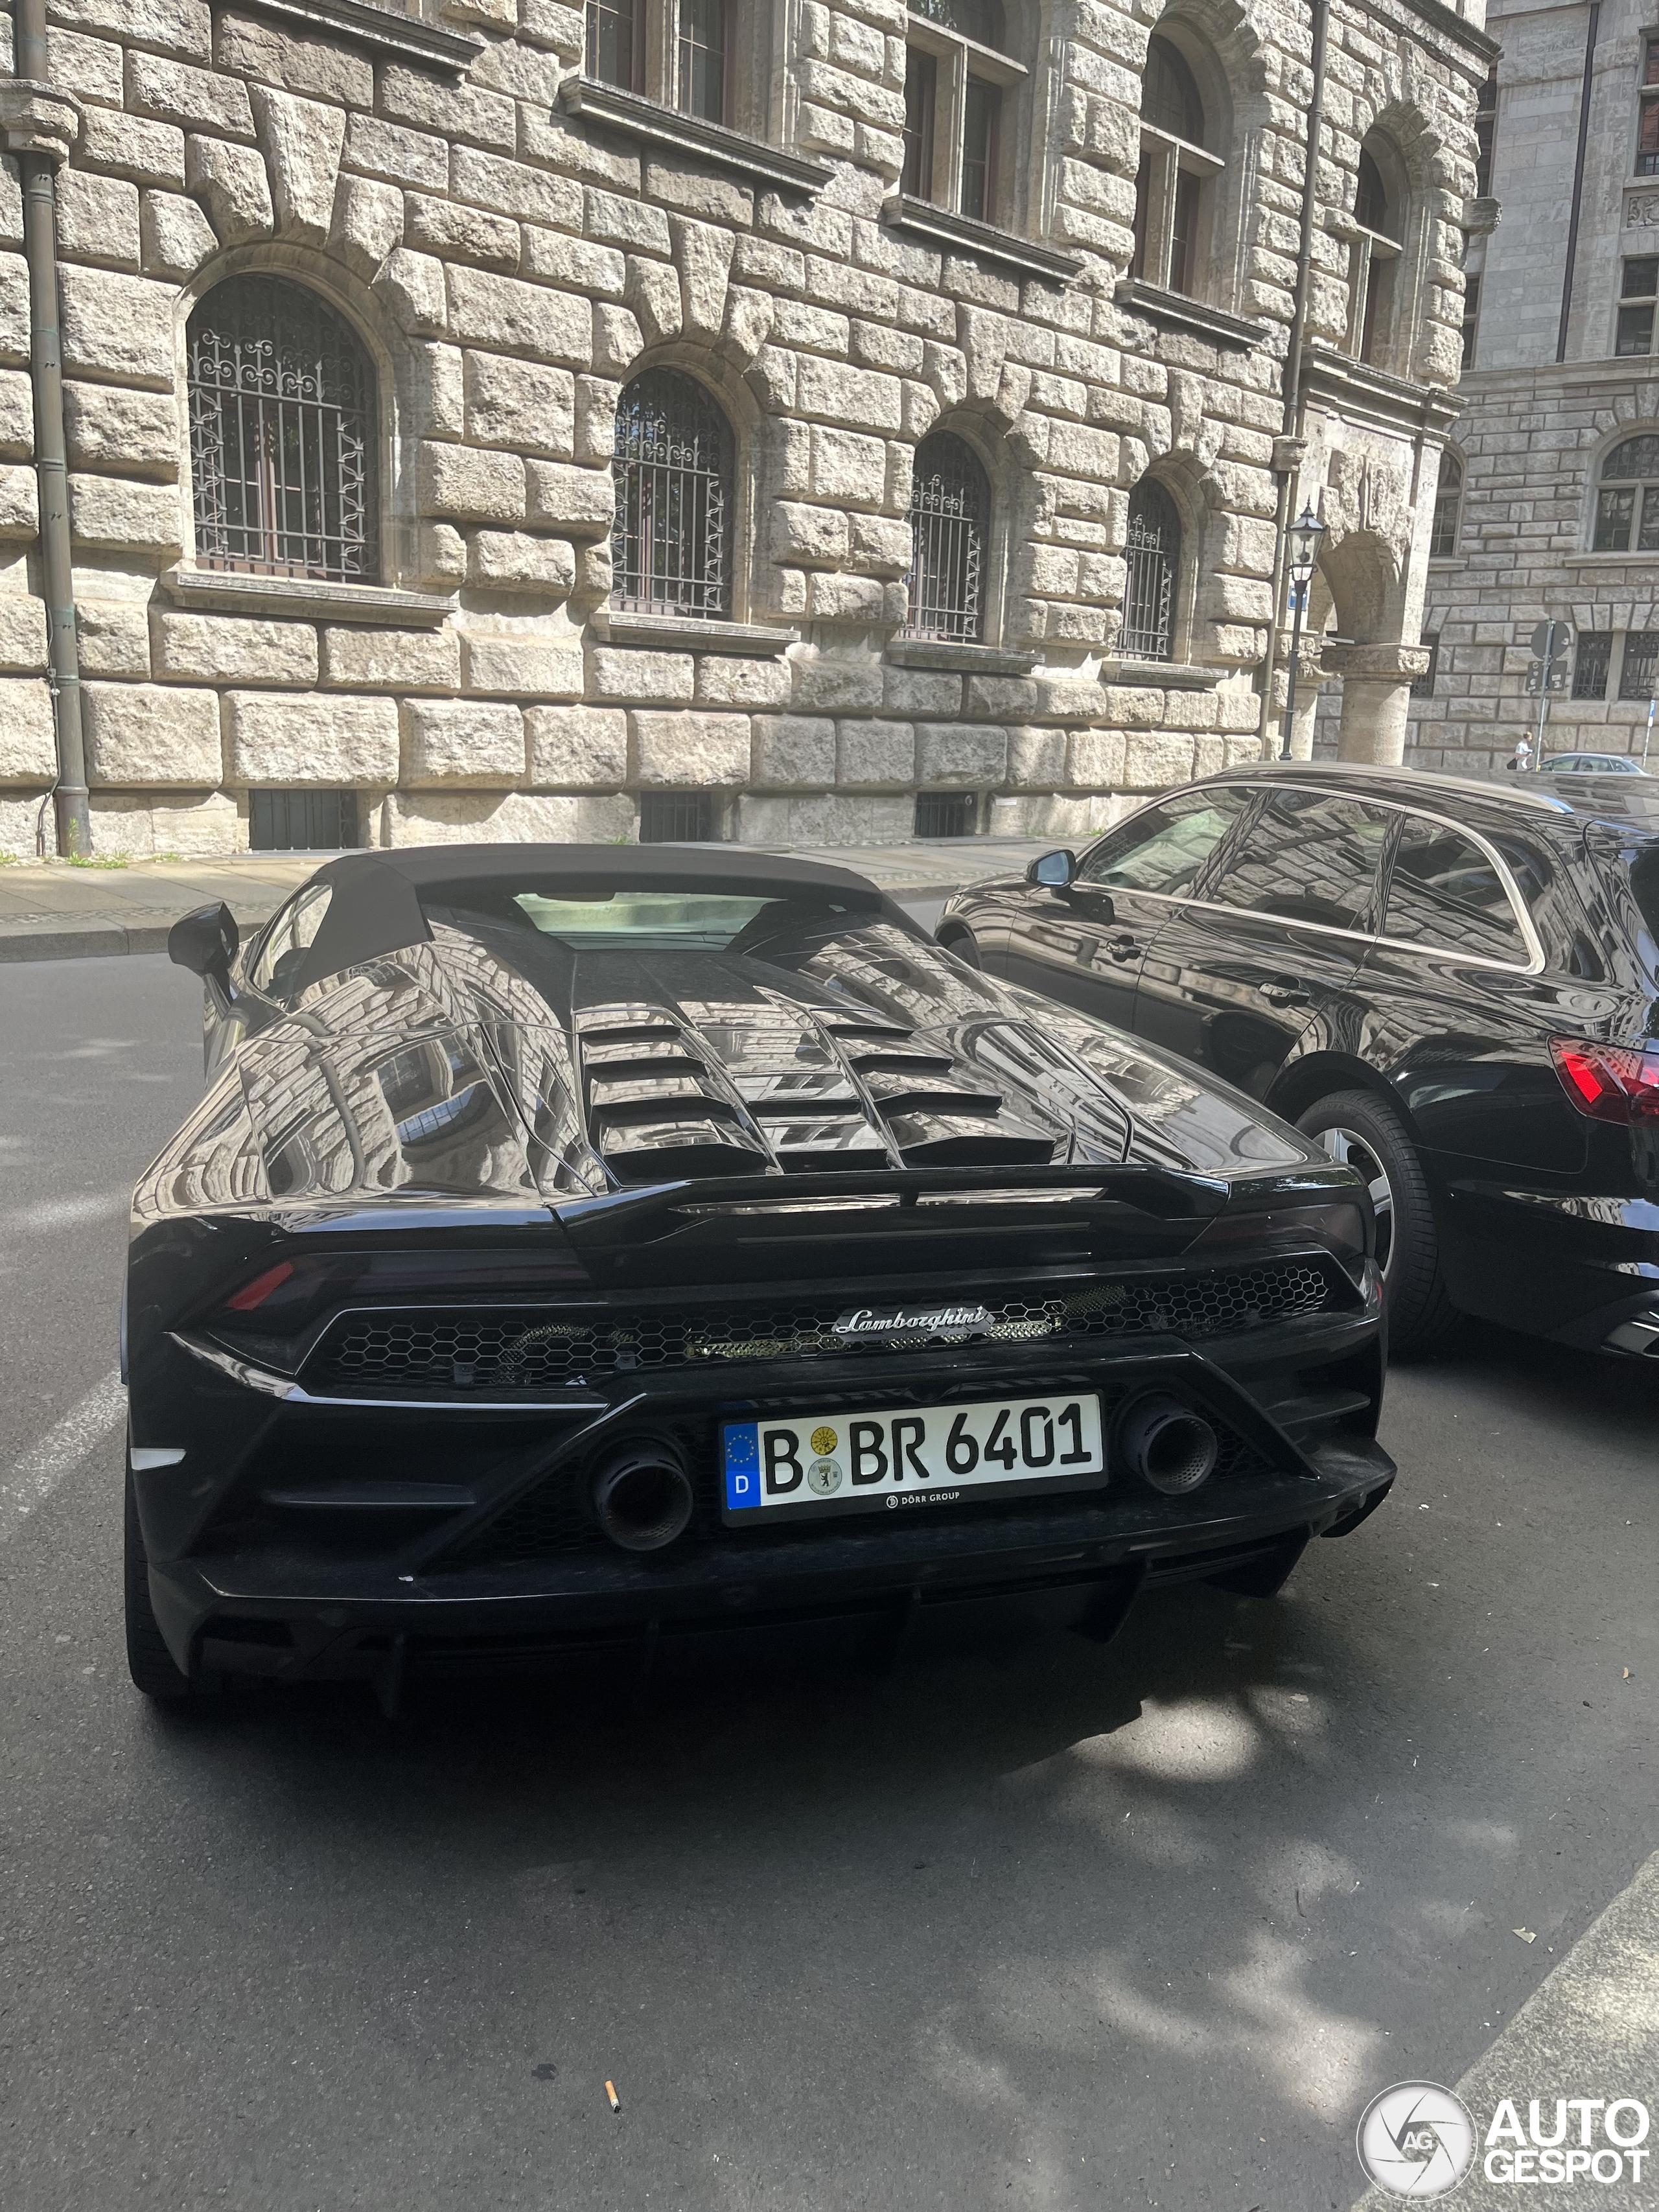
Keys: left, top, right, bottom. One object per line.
{"left": 1550, "top": 1038, "right": 1659, "bottom": 1123}
{"left": 213, "top": 1248, "right": 590, "bottom": 1334}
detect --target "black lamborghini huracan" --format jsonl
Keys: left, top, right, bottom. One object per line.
{"left": 123, "top": 844, "right": 1395, "bottom": 1706}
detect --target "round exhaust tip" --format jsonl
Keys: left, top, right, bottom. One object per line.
{"left": 592, "top": 1443, "right": 695, "bottom": 1553}
{"left": 1118, "top": 1393, "right": 1219, "bottom": 1497}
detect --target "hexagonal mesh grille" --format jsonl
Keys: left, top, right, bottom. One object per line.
{"left": 303, "top": 1261, "right": 1337, "bottom": 1397}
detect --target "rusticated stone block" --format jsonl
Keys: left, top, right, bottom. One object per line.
{"left": 215, "top": 12, "right": 375, "bottom": 108}
{"left": 914, "top": 722, "right": 1007, "bottom": 786}
{"left": 319, "top": 626, "right": 461, "bottom": 692}
{"left": 525, "top": 703, "right": 628, "bottom": 788}
{"left": 84, "top": 681, "right": 222, "bottom": 786}
{"left": 1119, "top": 730, "right": 1198, "bottom": 789}
{"left": 127, "top": 52, "right": 255, "bottom": 139}
{"left": 54, "top": 172, "right": 141, "bottom": 270}
{"left": 524, "top": 460, "right": 613, "bottom": 535}
{"left": 467, "top": 532, "right": 577, "bottom": 594}
{"left": 791, "top": 658, "right": 883, "bottom": 714}
{"left": 57, "top": 266, "right": 175, "bottom": 387}
{"left": 1006, "top": 726, "right": 1067, "bottom": 788}
{"left": 837, "top": 718, "right": 914, "bottom": 789}
{"left": 66, "top": 474, "right": 180, "bottom": 553}
{"left": 63, "top": 384, "right": 177, "bottom": 477}
{"left": 417, "top": 442, "right": 526, "bottom": 524}
{"left": 402, "top": 698, "right": 526, "bottom": 786}
{"left": 75, "top": 597, "right": 153, "bottom": 678}
{"left": 632, "top": 710, "right": 750, "bottom": 786}
{"left": 0, "top": 370, "right": 32, "bottom": 461}
{"left": 460, "top": 633, "right": 583, "bottom": 697}
{"left": 587, "top": 648, "right": 693, "bottom": 704}
{"left": 463, "top": 352, "right": 575, "bottom": 456}
{"left": 0, "top": 598, "right": 45, "bottom": 673}
{"left": 77, "top": 109, "right": 185, "bottom": 190}
{"left": 1066, "top": 730, "right": 1127, "bottom": 789}
{"left": 226, "top": 691, "right": 399, "bottom": 783}
{"left": 446, "top": 264, "right": 590, "bottom": 362}
{"left": 0, "top": 676, "right": 54, "bottom": 781}
{"left": 694, "top": 657, "right": 793, "bottom": 709}
{"left": 139, "top": 190, "right": 217, "bottom": 278}
{"left": 750, "top": 714, "right": 835, "bottom": 789}
{"left": 153, "top": 612, "right": 318, "bottom": 686}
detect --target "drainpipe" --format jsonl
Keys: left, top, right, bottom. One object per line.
{"left": 3, "top": 2, "right": 89, "bottom": 856}
{"left": 1258, "top": 0, "right": 1330, "bottom": 754}
{"left": 1557, "top": 2, "right": 1601, "bottom": 364}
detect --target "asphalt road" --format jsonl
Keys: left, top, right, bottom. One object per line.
{"left": 1, "top": 954, "right": 1654, "bottom": 2212}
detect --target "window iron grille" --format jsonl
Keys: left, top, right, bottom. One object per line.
{"left": 914, "top": 790, "right": 978, "bottom": 839}
{"left": 187, "top": 277, "right": 376, "bottom": 583}
{"left": 612, "top": 369, "right": 731, "bottom": 617}
{"left": 903, "top": 432, "right": 988, "bottom": 642}
{"left": 640, "top": 790, "right": 719, "bottom": 843}
{"left": 1119, "top": 480, "right": 1181, "bottom": 660}
{"left": 1621, "top": 631, "right": 1659, "bottom": 701}
{"left": 249, "top": 789, "right": 360, "bottom": 852}
{"left": 1573, "top": 631, "right": 1613, "bottom": 700}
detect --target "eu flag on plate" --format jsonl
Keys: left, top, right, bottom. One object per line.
{"left": 723, "top": 1422, "right": 760, "bottom": 1511}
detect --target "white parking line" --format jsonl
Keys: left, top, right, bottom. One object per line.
{"left": 0, "top": 1369, "right": 126, "bottom": 1544}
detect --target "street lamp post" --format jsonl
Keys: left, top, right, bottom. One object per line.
{"left": 1280, "top": 504, "right": 1327, "bottom": 761}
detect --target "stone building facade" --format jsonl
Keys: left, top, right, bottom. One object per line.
{"left": 0, "top": 0, "right": 1489, "bottom": 859}
{"left": 1408, "top": 0, "right": 1659, "bottom": 770}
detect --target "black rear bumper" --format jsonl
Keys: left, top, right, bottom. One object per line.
{"left": 146, "top": 1435, "right": 1395, "bottom": 1692}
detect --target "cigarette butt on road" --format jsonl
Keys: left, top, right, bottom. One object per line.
{"left": 605, "top": 2079, "right": 621, "bottom": 2112}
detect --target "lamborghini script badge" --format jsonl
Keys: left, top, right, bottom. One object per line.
{"left": 831, "top": 1302, "right": 993, "bottom": 1343}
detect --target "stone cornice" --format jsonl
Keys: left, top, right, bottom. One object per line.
{"left": 885, "top": 198, "right": 1082, "bottom": 285}
{"left": 1114, "top": 280, "right": 1270, "bottom": 353}
{"left": 590, "top": 609, "right": 799, "bottom": 656}
{"left": 161, "top": 566, "right": 456, "bottom": 626}
{"left": 1105, "top": 657, "right": 1224, "bottom": 692}
{"left": 1302, "top": 345, "right": 1462, "bottom": 434}
{"left": 224, "top": 0, "right": 481, "bottom": 69}
{"left": 564, "top": 81, "right": 831, "bottom": 196}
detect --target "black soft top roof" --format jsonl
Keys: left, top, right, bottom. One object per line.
{"left": 291, "top": 842, "right": 899, "bottom": 997}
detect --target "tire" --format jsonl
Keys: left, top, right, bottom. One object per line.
{"left": 1295, "top": 1088, "right": 1461, "bottom": 1360}
{"left": 124, "top": 1462, "right": 196, "bottom": 1702}
{"left": 936, "top": 925, "right": 981, "bottom": 969}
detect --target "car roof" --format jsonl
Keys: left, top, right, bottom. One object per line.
{"left": 1192, "top": 757, "right": 1659, "bottom": 835}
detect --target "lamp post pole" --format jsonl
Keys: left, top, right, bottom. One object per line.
{"left": 1279, "top": 505, "right": 1327, "bottom": 760}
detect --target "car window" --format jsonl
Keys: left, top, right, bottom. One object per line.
{"left": 1076, "top": 787, "right": 1250, "bottom": 896}
{"left": 248, "top": 884, "right": 333, "bottom": 1002}
{"left": 1382, "top": 816, "right": 1529, "bottom": 964}
{"left": 1201, "top": 789, "right": 1393, "bottom": 932}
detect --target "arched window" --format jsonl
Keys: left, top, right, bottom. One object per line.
{"left": 610, "top": 368, "right": 732, "bottom": 617}
{"left": 903, "top": 431, "right": 990, "bottom": 642}
{"left": 902, "top": 0, "right": 1021, "bottom": 226}
{"left": 1121, "top": 480, "right": 1181, "bottom": 662}
{"left": 1133, "top": 28, "right": 1220, "bottom": 298}
{"left": 1594, "top": 435, "right": 1659, "bottom": 553}
{"left": 1430, "top": 451, "right": 1463, "bottom": 557}
{"left": 1350, "top": 133, "right": 1406, "bottom": 366}
{"left": 187, "top": 277, "right": 376, "bottom": 581}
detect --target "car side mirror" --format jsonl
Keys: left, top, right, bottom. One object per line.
{"left": 168, "top": 900, "right": 238, "bottom": 983}
{"left": 1027, "top": 848, "right": 1076, "bottom": 890}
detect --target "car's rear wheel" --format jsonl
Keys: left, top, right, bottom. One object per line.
{"left": 1296, "top": 1089, "right": 1461, "bottom": 1359}
{"left": 124, "top": 1461, "right": 198, "bottom": 1702}
{"left": 935, "top": 924, "right": 980, "bottom": 968}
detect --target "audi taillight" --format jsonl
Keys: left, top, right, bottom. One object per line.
{"left": 1550, "top": 1038, "right": 1659, "bottom": 1123}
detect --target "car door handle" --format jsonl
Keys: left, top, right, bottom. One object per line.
{"left": 1104, "top": 933, "right": 1143, "bottom": 963}
{"left": 1257, "top": 977, "right": 1310, "bottom": 1008}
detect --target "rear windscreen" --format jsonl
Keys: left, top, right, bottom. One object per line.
{"left": 418, "top": 883, "right": 881, "bottom": 955}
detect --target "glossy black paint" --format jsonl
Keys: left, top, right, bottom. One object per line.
{"left": 126, "top": 843, "right": 1392, "bottom": 1692}
{"left": 942, "top": 763, "right": 1659, "bottom": 1353}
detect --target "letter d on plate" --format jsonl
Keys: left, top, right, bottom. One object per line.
{"left": 724, "top": 1422, "right": 760, "bottom": 1511}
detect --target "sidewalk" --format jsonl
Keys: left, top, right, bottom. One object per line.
{"left": 0, "top": 837, "right": 1046, "bottom": 962}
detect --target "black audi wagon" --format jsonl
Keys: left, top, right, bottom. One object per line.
{"left": 939, "top": 763, "right": 1659, "bottom": 1360}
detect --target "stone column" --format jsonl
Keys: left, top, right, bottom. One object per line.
{"left": 1327, "top": 644, "right": 1430, "bottom": 765}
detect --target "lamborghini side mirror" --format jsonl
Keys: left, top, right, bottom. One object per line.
{"left": 1027, "top": 849, "right": 1076, "bottom": 890}
{"left": 168, "top": 901, "right": 238, "bottom": 983}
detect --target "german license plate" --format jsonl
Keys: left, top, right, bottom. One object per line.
{"left": 721, "top": 1392, "right": 1105, "bottom": 1525}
